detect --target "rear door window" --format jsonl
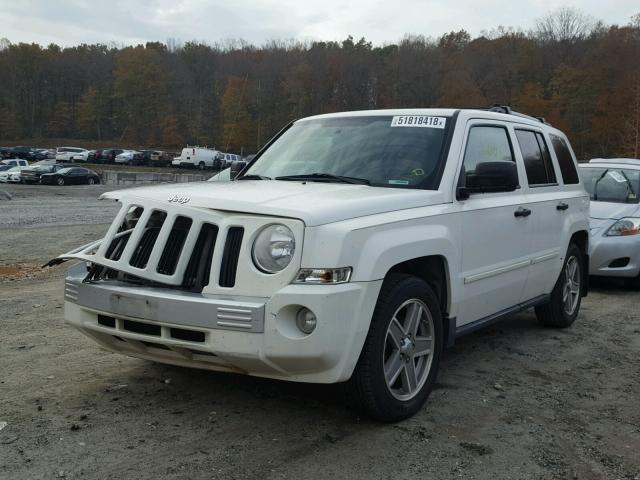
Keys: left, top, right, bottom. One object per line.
{"left": 550, "top": 135, "right": 580, "bottom": 184}
{"left": 515, "top": 130, "right": 556, "bottom": 186}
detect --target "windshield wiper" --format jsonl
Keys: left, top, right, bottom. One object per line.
{"left": 275, "top": 173, "right": 370, "bottom": 185}
{"left": 619, "top": 170, "right": 636, "bottom": 200}
{"left": 592, "top": 169, "right": 609, "bottom": 201}
{"left": 237, "top": 174, "right": 271, "bottom": 180}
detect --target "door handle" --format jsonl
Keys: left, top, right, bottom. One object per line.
{"left": 514, "top": 207, "right": 532, "bottom": 218}
{"left": 557, "top": 202, "right": 569, "bottom": 211}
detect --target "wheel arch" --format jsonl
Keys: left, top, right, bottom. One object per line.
{"left": 384, "top": 255, "right": 450, "bottom": 317}
{"left": 382, "top": 255, "right": 454, "bottom": 346}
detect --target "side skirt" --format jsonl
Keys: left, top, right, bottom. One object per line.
{"left": 451, "top": 294, "right": 550, "bottom": 344}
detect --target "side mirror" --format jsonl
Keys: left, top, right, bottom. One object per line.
{"left": 458, "top": 161, "right": 519, "bottom": 199}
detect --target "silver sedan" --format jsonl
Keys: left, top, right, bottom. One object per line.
{"left": 580, "top": 159, "right": 640, "bottom": 288}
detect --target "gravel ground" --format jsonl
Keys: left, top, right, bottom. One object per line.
{"left": 1, "top": 183, "right": 639, "bottom": 480}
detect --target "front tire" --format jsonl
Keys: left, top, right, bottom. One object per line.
{"left": 87, "top": 177, "right": 95, "bottom": 185}
{"left": 56, "top": 177, "right": 65, "bottom": 186}
{"left": 198, "top": 161, "right": 205, "bottom": 170}
{"left": 349, "top": 274, "right": 443, "bottom": 422}
{"left": 535, "top": 243, "right": 583, "bottom": 328}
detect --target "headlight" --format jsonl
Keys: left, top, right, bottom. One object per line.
{"left": 606, "top": 217, "right": 640, "bottom": 236}
{"left": 252, "top": 224, "right": 295, "bottom": 273}
{"left": 293, "top": 267, "right": 352, "bottom": 284}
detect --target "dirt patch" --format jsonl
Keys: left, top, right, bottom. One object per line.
{"left": 0, "top": 263, "right": 48, "bottom": 281}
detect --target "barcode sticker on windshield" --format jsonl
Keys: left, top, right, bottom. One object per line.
{"left": 391, "top": 116, "right": 446, "bottom": 128}
{"left": 607, "top": 171, "right": 626, "bottom": 183}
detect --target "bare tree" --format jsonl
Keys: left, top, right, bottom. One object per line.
{"left": 621, "top": 76, "right": 640, "bottom": 158}
{"left": 535, "top": 7, "right": 597, "bottom": 43}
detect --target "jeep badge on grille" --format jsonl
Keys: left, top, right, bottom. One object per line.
{"left": 168, "top": 194, "right": 190, "bottom": 204}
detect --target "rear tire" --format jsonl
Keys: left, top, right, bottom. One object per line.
{"left": 349, "top": 274, "right": 443, "bottom": 422}
{"left": 198, "top": 161, "right": 205, "bottom": 170}
{"left": 535, "top": 243, "right": 583, "bottom": 328}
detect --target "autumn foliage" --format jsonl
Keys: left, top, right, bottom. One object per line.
{"left": 0, "top": 9, "right": 638, "bottom": 158}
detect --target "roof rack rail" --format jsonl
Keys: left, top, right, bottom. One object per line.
{"left": 484, "top": 104, "right": 551, "bottom": 126}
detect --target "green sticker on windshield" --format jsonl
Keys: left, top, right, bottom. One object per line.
{"left": 389, "top": 180, "right": 409, "bottom": 185}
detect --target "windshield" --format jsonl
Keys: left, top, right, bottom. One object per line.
{"left": 581, "top": 167, "right": 640, "bottom": 204}
{"left": 244, "top": 115, "right": 450, "bottom": 189}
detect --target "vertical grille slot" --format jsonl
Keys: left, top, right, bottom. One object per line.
{"left": 219, "top": 227, "right": 244, "bottom": 288}
{"left": 105, "top": 232, "right": 131, "bottom": 261}
{"left": 86, "top": 232, "right": 131, "bottom": 281}
{"left": 129, "top": 228, "right": 160, "bottom": 268}
{"left": 157, "top": 216, "right": 193, "bottom": 275}
{"left": 118, "top": 206, "right": 144, "bottom": 232}
{"left": 129, "top": 210, "right": 166, "bottom": 269}
{"left": 182, "top": 224, "right": 218, "bottom": 292}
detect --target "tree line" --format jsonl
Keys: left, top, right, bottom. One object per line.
{"left": 0, "top": 7, "right": 638, "bottom": 159}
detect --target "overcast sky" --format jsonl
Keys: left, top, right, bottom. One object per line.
{"left": 1, "top": 0, "right": 638, "bottom": 47}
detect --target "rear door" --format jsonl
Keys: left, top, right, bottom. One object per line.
{"left": 512, "top": 127, "right": 565, "bottom": 299}
{"left": 522, "top": 132, "right": 585, "bottom": 297}
{"left": 455, "top": 121, "right": 535, "bottom": 325}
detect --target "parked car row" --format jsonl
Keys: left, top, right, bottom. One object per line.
{"left": 0, "top": 146, "right": 55, "bottom": 161}
{"left": 1, "top": 144, "right": 252, "bottom": 170}
{"left": 171, "top": 146, "right": 244, "bottom": 170}
{"left": 0, "top": 162, "right": 100, "bottom": 186}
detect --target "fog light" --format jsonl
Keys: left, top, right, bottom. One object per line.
{"left": 295, "top": 308, "right": 317, "bottom": 334}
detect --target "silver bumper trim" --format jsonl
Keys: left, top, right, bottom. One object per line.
{"left": 65, "top": 264, "right": 265, "bottom": 333}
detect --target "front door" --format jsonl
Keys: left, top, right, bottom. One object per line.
{"left": 455, "top": 122, "right": 534, "bottom": 326}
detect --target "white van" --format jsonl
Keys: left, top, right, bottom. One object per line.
{"left": 172, "top": 147, "right": 218, "bottom": 170}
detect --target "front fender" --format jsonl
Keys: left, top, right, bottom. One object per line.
{"left": 301, "top": 212, "right": 462, "bottom": 317}
{"left": 351, "top": 224, "right": 458, "bottom": 282}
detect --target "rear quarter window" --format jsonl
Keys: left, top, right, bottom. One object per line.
{"left": 550, "top": 135, "right": 580, "bottom": 184}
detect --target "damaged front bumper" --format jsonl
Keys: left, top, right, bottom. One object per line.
{"left": 64, "top": 263, "right": 382, "bottom": 383}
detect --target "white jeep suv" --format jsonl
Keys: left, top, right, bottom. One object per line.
{"left": 53, "top": 107, "right": 589, "bottom": 421}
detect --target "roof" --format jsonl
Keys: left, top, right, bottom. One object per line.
{"left": 298, "top": 107, "right": 551, "bottom": 129}
{"left": 586, "top": 158, "right": 640, "bottom": 167}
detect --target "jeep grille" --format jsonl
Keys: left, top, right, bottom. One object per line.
{"left": 85, "top": 203, "right": 243, "bottom": 293}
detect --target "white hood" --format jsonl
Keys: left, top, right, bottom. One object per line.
{"left": 101, "top": 180, "right": 446, "bottom": 226}
{"left": 590, "top": 201, "right": 640, "bottom": 220}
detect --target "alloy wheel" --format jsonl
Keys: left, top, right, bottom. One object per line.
{"left": 562, "top": 256, "right": 580, "bottom": 315}
{"left": 383, "top": 299, "right": 435, "bottom": 401}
